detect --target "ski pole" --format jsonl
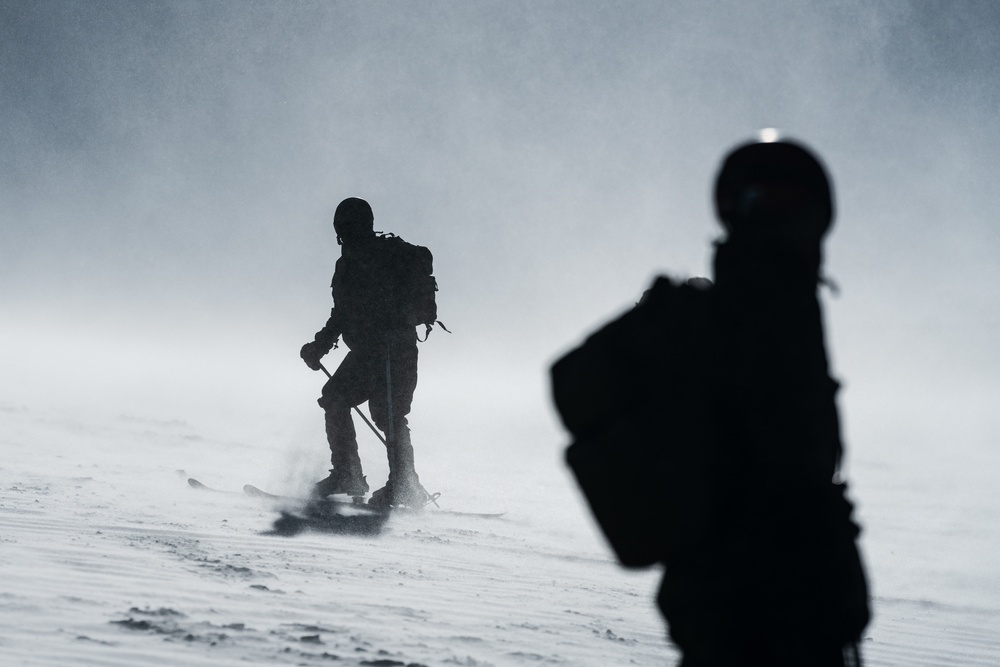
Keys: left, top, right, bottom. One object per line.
{"left": 383, "top": 339, "right": 398, "bottom": 493}
{"left": 318, "top": 362, "right": 388, "bottom": 448}
{"left": 384, "top": 339, "right": 394, "bottom": 445}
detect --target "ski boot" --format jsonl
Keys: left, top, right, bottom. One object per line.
{"left": 312, "top": 467, "right": 369, "bottom": 501}
{"left": 368, "top": 422, "right": 430, "bottom": 509}
{"left": 368, "top": 475, "right": 430, "bottom": 509}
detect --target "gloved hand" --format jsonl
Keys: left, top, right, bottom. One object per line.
{"left": 300, "top": 341, "right": 326, "bottom": 371}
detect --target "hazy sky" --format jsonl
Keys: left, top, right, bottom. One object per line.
{"left": 3, "top": 2, "right": 1000, "bottom": 473}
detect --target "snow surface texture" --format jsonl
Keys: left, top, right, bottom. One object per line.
{"left": 0, "top": 405, "right": 670, "bottom": 666}
{"left": 2, "top": 402, "right": 999, "bottom": 666}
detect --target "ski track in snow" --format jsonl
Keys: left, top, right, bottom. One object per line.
{"left": 2, "top": 405, "right": 999, "bottom": 666}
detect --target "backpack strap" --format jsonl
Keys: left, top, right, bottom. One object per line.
{"left": 417, "top": 320, "right": 452, "bottom": 342}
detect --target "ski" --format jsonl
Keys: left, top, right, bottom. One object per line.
{"left": 188, "top": 478, "right": 504, "bottom": 519}
{"left": 243, "top": 484, "right": 381, "bottom": 512}
{"left": 244, "top": 484, "right": 506, "bottom": 519}
{"left": 187, "top": 477, "right": 238, "bottom": 494}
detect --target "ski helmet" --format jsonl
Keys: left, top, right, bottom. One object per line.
{"left": 714, "top": 135, "right": 833, "bottom": 240}
{"left": 333, "top": 197, "right": 375, "bottom": 243}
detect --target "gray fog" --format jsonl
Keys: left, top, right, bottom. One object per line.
{"left": 3, "top": 2, "right": 1000, "bottom": 603}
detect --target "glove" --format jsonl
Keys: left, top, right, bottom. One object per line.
{"left": 300, "top": 341, "right": 326, "bottom": 371}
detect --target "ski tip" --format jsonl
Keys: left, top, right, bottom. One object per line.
{"left": 243, "top": 484, "right": 274, "bottom": 498}
{"left": 187, "top": 478, "right": 206, "bottom": 489}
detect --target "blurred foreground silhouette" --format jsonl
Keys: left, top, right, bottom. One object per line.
{"left": 551, "top": 136, "right": 870, "bottom": 666}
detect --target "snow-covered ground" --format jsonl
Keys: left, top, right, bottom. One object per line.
{"left": 2, "top": 362, "right": 999, "bottom": 666}
{"left": 0, "top": 399, "right": 673, "bottom": 666}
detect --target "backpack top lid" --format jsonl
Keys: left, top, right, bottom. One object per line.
{"left": 714, "top": 135, "right": 834, "bottom": 241}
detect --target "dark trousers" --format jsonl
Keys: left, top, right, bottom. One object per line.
{"left": 317, "top": 342, "right": 418, "bottom": 470}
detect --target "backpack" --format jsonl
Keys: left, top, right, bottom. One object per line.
{"left": 378, "top": 233, "right": 447, "bottom": 340}
{"left": 551, "top": 276, "right": 724, "bottom": 566}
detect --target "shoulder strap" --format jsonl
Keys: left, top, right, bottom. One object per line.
{"left": 417, "top": 320, "right": 452, "bottom": 342}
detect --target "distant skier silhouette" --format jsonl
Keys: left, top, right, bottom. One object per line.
{"left": 551, "top": 136, "right": 870, "bottom": 666}
{"left": 300, "top": 197, "right": 442, "bottom": 508}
